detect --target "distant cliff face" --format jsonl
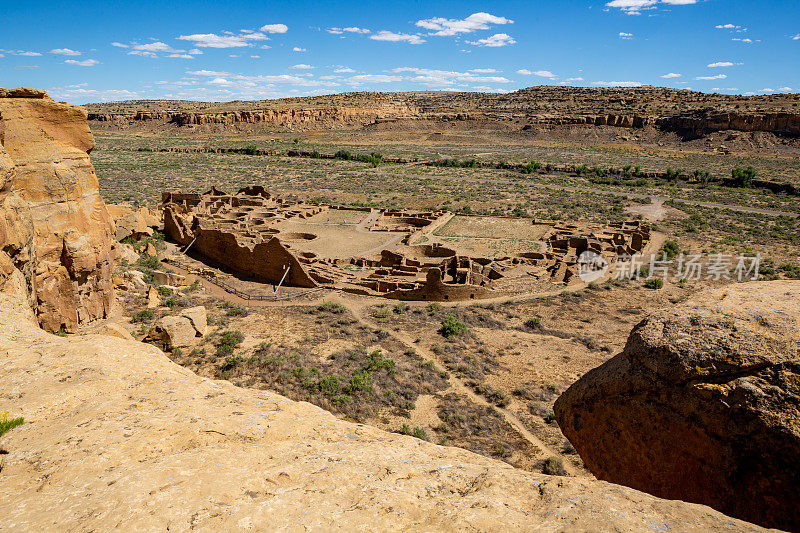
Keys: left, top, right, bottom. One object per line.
{"left": 0, "top": 88, "right": 114, "bottom": 332}
{"left": 85, "top": 87, "right": 800, "bottom": 138}
{"left": 89, "top": 103, "right": 421, "bottom": 130}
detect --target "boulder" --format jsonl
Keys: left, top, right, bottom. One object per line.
{"left": 98, "top": 322, "right": 134, "bottom": 340}
{"left": 147, "top": 286, "right": 160, "bottom": 308}
{"left": 116, "top": 243, "right": 140, "bottom": 264}
{"left": 554, "top": 281, "right": 800, "bottom": 531}
{"left": 179, "top": 306, "right": 207, "bottom": 337}
{"left": 152, "top": 270, "right": 186, "bottom": 286}
{"left": 124, "top": 270, "right": 147, "bottom": 289}
{"left": 146, "top": 315, "right": 199, "bottom": 350}
{"left": 107, "top": 204, "right": 160, "bottom": 242}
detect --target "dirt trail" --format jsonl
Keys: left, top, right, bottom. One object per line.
{"left": 338, "top": 295, "right": 576, "bottom": 475}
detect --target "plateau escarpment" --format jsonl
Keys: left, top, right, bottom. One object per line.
{"left": 85, "top": 86, "right": 800, "bottom": 139}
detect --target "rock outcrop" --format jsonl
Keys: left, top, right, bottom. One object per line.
{"left": 0, "top": 87, "right": 114, "bottom": 332}
{"left": 555, "top": 281, "right": 800, "bottom": 531}
{"left": 86, "top": 86, "right": 800, "bottom": 138}
{"left": 0, "top": 293, "right": 768, "bottom": 531}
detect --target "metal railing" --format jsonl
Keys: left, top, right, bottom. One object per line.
{"left": 164, "top": 257, "right": 325, "bottom": 301}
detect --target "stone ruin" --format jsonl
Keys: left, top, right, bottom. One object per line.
{"left": 162, "top": 187, "right": 651, "bottom": 301}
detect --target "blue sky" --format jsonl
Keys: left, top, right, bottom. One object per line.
{"left": 1, "top": 0, "right": 798, "bottom": 103}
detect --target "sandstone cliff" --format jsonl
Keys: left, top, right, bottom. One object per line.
{"left": 0, "top": 293, "right": 768, "bottom": 531}
{"left": 555, "top": 280, "right": 800, "bottom": 531}
{"left": 0, "top": 88, "right": 114, "bottom": 332}
{"left": 85, "top": 86, "right": 800, "bottom": 138}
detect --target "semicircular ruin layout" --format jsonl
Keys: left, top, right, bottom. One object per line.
{"left": 163, "top": 186, "right": 654, "bottom": 301}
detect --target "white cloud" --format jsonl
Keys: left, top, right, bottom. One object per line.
{"left": 346, "top": 74, "right": 402, "bottom": 83}
{"left": 792, "top": 34, "right": 800, "bottom": 40}
{"left": 715, "top": 24, "right": 741, "bottom": 30}
{"left": 128, "top": 50, "right": 157, "bottom": 57}
{"left": 467, "top": 33, "right": 516, "bottom": 47}
{"left": 391, "top": 67, "right": 510, "bottom": 87}
{"left": 188, "top": 49, "right": 203, "bottom": 55}
{"left": 605, "top": 0, "right": 658, "bottom": 15}
{"left": 514, "top": 69, "right": 554, "bottom": 78}
{"left": 606, "top": 0, "right": 697, "bottom": 15}
{"left": 779, "top": 86, "right": 792, "bottom": 91}
{"left": 696, "top": 74, "right": 727, "bottom": 80}
{"left": 592, "top": 81, "right": 644, "bottom": 87}
{"left": 334, "top": 67, "right": 355, "bottom": 73}
{"left": 660, "top": 72, "right": 682, "bottom": 78}
{"left": 293, "top": 47, "right": 306, "bottom": 52}
{"left": 50, "top": 48, "right": 81, "bottom": 56}
{"left": 47, "top": 86, "right": 140, "bottom": 103}
{"left": 64, "top": 59, "right": 99, "bottom": 67}
{"left": 110, "top": 42, "right": 129, "bottom": 48}
{"left": 260, "top": 24, "right": 288, "bottom": 34}
{"left": 167, "top": 54, "right": 194, "bottom": 59}
{"left": 369, "top": 31, "right": 425, "bottom": 44}
{"left": 178, "top": 31, "right": 269, "bottom": 48}
{"left": 17, "top": 51, "right": 42, "bottom": 56}
{"left": 187, "top": 70, "right": 231, "bottom": 76}
{"left": 470, "top": 68, "right": 498, "bottom": 73}
{"left": 341, "top": 27, "right": 370, "bottom": 34}
{"left": 132, "top": 42, "right": 182, "bottom": 53}
{"left": 327, "top": 28, "right": 343, "bottom": 35}
{"left": 415, "top": 12, "right": 513, "bottom": 37}
{"left": 564, "top": 77, "right": 584, "bottom": 82}
{"left": 708, "top": 61, "right": 734, "bottom": 67}
{"left": 290, "top": 64, "right": 314, "bottom": 69}
{"left": 619, "top": 32, "right": 633, "bottom": 39}
{"left": 732, "top": 38, "right": 755, "bottom": 43}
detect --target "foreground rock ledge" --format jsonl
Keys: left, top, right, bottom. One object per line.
{"left": 555, "top": 280, "right": 799, "bottom": 532}
{"left": 0, "top": 295, "right": 764, "bottom": 531}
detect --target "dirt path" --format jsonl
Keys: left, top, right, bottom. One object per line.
{"left": 338, "top": 296, "right": 576, "bottom": 474}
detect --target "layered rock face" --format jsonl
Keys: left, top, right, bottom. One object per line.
{"left": 0, "top": 293, "right": 768, "bottom": 531}
{"left": 555, "top": 281, "right": 800, "bottom": 531}
{"left": 0, "top": 88, "right": 114, "bottom": 332}
{"left": 86, "top": 87, "right": 800, "bottom": 137}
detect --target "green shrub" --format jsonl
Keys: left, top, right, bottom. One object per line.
{"left": 344, "top": 370, "right": 373, "bottom": 394}
{"left": 732, "top": 166, "right": 757, "bottom": 188}
{"left": 365, "top": 350, "right": 396, "bottom": 374}
{"left": 542, "top": 456, "right": 565, "bottom": 476}
{"left": 137, "top": 254, "right": 161, "bottom": 270}
{"left": 317, "top": 301, "right": 347, "bottom": 314}
{"left": 317, "top": 375, "right": 340, "bottom": 396}
{"left": 522, "top": 160, "right": 541, "bottom": 174}
{"left": 645, "top": 278, "right": 664, "bottom": 289}
{"left": 0, "top": 413, "right": 24, "bottom": 438}
{"left": 393, "top": 302, "right": 409, "bottom": 314}
{"left": 132, "top": 309, "right": 155, "bottom": 323}
{"left": 661, "top": 240, "right": 680, "bottom": 260}
{"left": 216, "top": 330, "right": 244, "bottom": 357}
{"left": 371, "top": 306, "right": 390, "bottom": 319}
{"left": 524, "top": 317, "right": 541, "bottom": 329}
{"left": 440, "top": 314, "right": 467, "bottom": 338}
